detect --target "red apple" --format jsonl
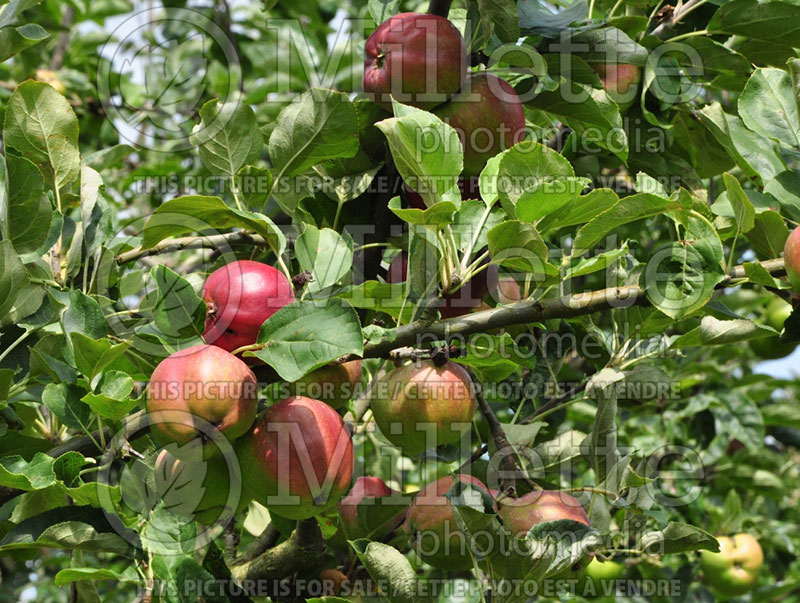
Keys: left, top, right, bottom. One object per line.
{"left": 363, "top": 13, "right": 468, "bottom": 111}
{"left": 402, "top": 474, "right": 491, "bottom": 570}
{"left": 371, "top": 361, "right": 476, "bottom": 455}
{"left": 497, "top": 490, "right": 590, "bottom": 534}
{"left": 336, "top": 476, "right": 407, "bottom": 542}
{"left": 202, "top": 260, "right": 295, "bottom": 354}
{"left": 784, "top": 225, "right": 800, "bottom": 292}
{"left": 386, "top": 251, "right": 408, "bottom": 284}
{"left": 591, "top": 63, "right": 642, "bottom": 112}
{"left": 291, "top": 360, "right": 363, "bottom": 409}
{"left": 147, "top": 344, "right": 257, "bottom": 452}
{"left": 433, "top": 73, "right": 526, "bottom": 177}
{"left": 236, "top": 396, "right": 354, "bottom": 519}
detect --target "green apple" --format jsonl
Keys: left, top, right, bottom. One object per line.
{"left": 700, "top": 534, "right": 763, "bottom": 596}
{"left": 749, "top": 297, "right": 796, "bottom": 359}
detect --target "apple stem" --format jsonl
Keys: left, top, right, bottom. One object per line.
{"left": 426, "top": 0, "right": 452, "bottom": 17}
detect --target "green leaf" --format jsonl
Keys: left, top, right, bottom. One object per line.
{"left": 746, "top": 210, "right": 789, "bottom": 260}
{"left": 477, "top": 0, "right": 520, "bottom": 44}
{"left": 573, "top": 193, "right": 684, "bottom": 252}
{"left": 721, "top": 173, "right": 755, "bottom": 234}
{"left": 583, "top": 368, "right": 622, "bottom": 483}
{"left": 70, "top": 333, "right": 129, "bottom": 382}
{"left": 3, "top": 80, "right": 80, "bottom": 190}
{"left": 738, "top": 68, "right": 800, "bottom": 148}
{"left": 249, "top": 301, "right": 364, "bottom": 381}
{"left": 0, "top": 507, "right": 132, "bottom": 555}
{"left": 641, "top": 522, "right": 718, "bottom": 555}
{"left": 54, "top": 568, "right": 125, "bottom": 586}
{"left": 672, "top": 316, "right": 778, "bottom": 348}
{"left": 0, "top": 239, "right": 27, "bottom": 317}
{"left": 0, "top": 452, "right": 62, "bottom": 490}
{"left": 83, "top": 144, "right": 134, "bottom": 171}
{"left": 141, "top": 195, "right": 285, "bottom": 257}
{"left": 538, "top": 188, "right": 619, "bottom": 234}
{"left": 498, "top": 141, "right": 589, "bottom": 222}
{"left": 708, "top": 0, "right": 800, "bottom": 47}
{"left": 0, "top": 23, "right": 48, "bottom": 62}
{"left": 387, "top": 196, "right": 457, "bottom": 227}
{"left": 487, "top": 220, "right": 549, "bottom": 273}
{"left": 376, "top": 105, "right": 462, "bottom": 208}
{"left": 526, "top": 82, "right": 628, "bottom": 161}
{"left": 190, "top": 100, "right": 262, "bottom": 183}
{"left": 295, "top": 225, "right": 353, "bottom": 293}
{"left": 151, "top": 265, "right": 206, "bottom": 339}
{"left": 368, "top": 0, "right": 399, "bottom": 25}
{"left": 81, "top": 371, "right": 137, "bottom": 421}
{"left": 234, "top": 164, "right": 274, "bottom": 210}
{"left": 566, "top": 244, "right": 629, "bottom": 279}
{"left": 351, "top": 540, "right": 419, "bottom": 603}
{"left": 764, "top": 170, "right": 800, "bottom": 222}
{"left": 42, "top": 383, "right": 92, "bottom": 430}
{"left": 62, "top": 290, "right": 107, "bottom": 340}
{"left": 269, "top": 89, "right": 359, "bottom": 207}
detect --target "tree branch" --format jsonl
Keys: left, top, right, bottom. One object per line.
{"left": 229, "top": 519, "right": 325, "bottom": 586}
{"left": 116, "top": 231, "right": 270, "bottom": 264}
{"left": 427, "top": 0, "right": 453, "bottom": 17}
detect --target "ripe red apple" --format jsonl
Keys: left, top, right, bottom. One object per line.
{"left": 433, "top": 73, "right": 526, "bottom": 177}
{"left": 202, "top": 260, "right": 295, "bottom": 354}
{"left": 498, "top": 490, "right": 591, "bottom": 534}
{"left": 363, "top": 12, "right": 468, "bottom": 111}
{"left": 370, "top": 361, "right": 476, "bottom": 455}
{"left": 700, "top": 534, "right": 763, "bottom": 596}
{"left": 591, "top": 63, "right": 642, "bottom": 112}
{"left": 336, "top": 476, "right": 407, "bottom": 542}
{"left": 291, "top": 360, "right": 363, "bottom": 409}
{"left": 402, "top": 474, "right": 491, "bottom": 570}
{"left": 497, "top": 490, "right": 592, "bottom": 579}
{"left": 784, "top": 225, "right": 800, "bottom": 292}
{"left": 236, "top": 396, "right": 354, "bottom": 519}
{"left": 147, "top": 344, "right": 257, "bottom": 452}
{"left": 386, "top": 251, "right": 408, "bottom": 284}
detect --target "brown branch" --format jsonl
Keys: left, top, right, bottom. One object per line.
{"left": 229, "top": 519, "right": 325, "bottom": 586}
{"left": 465, "top": 367, "right": 536, "bottom": 497}
{"left": 650, "top": 0, "right": 706, "bottom": 37}
{"left": 116, "top": 231, "right": 270, "bottom": 264}
{"left": 50, "top": 5, "right": 75, "bottom": 71}
{"left": 240, "top": 523, "right": 282, "bottom": 563}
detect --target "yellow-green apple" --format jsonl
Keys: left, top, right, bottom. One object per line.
{"left": 202, "top": 260, "right": 294, "bottom": 354}
{"left": 363, "top": 12, "right": 468, "bottom": 111}
{"left": 749, "top": 297, "right": 796, "bottom": 359}
{"left": 147, "top": 344, "right": 257, "bottom": 453}
{"left": 291, "top": 360, "right": 363, "bottom": 409}
{"left": 580, "top": 558, "right": 625, "bottom": 597}
{"left": 402, "top": 474, "right": 491, "bottom": 570}
{"left": 236, "top": 396, "right": 354, "bottom": 519}
{"left": 700, "top": 534, "right": 763, "bottom": 596}
{"left": 433, "top": 73, "right": 526, "bottom": 177}
{"left": 371, "top": 361, "right": 476, "bottom": 456}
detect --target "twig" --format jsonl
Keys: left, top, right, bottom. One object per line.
{"left": 116, "top": 231, "right": 270, "bottom": 264}
{"left": 240, "top": 524, "right": 282, "bottom": 563}
{"left": 50, "top": 5, "right": 75, "bottom": 70}
{"left": 465, "top": 368, "right": 536, "bottom": 496}
{"left": 427, "top": 0, "right": 453, "bottom": 17}
{"left": 650, "top": 0, "right": 708, "bottom": 37}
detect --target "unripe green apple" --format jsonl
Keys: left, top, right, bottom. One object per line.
{"left": 147, "top": 344, "right": 257, "bottom": 454}
{"left": 236, "top": 396, "right": 354, "bottom": 519}
{"left": 784, "top": 225, "right": 800, "bottom": 292}
{"left": 700, "top": 534, "right": 764, "bottom": 596}
{"left": 402, "top": 474, "right": 491, "bottom": 570}
{"left": 202, "top": 260, "right": 294, "bottom": 354}
{"left": 363, "top": 13, "right": 468, "bottom": 111}
{"left": 291, "top": 360, "right": 363, "bottom": 409}
{"left": 433, "top": 73, "right": 526, "bottom": 177}
{"left": 591, "top": 63, "right": 642, "bottom": 112}
{"left": 580, "top": 558, "right": 625, "bottom": 597}
{"left": 749, "top": 297, "right": 796, "bottom": 359}
{"left": 371, "top": 361, "right": 476, "bottom": 456}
